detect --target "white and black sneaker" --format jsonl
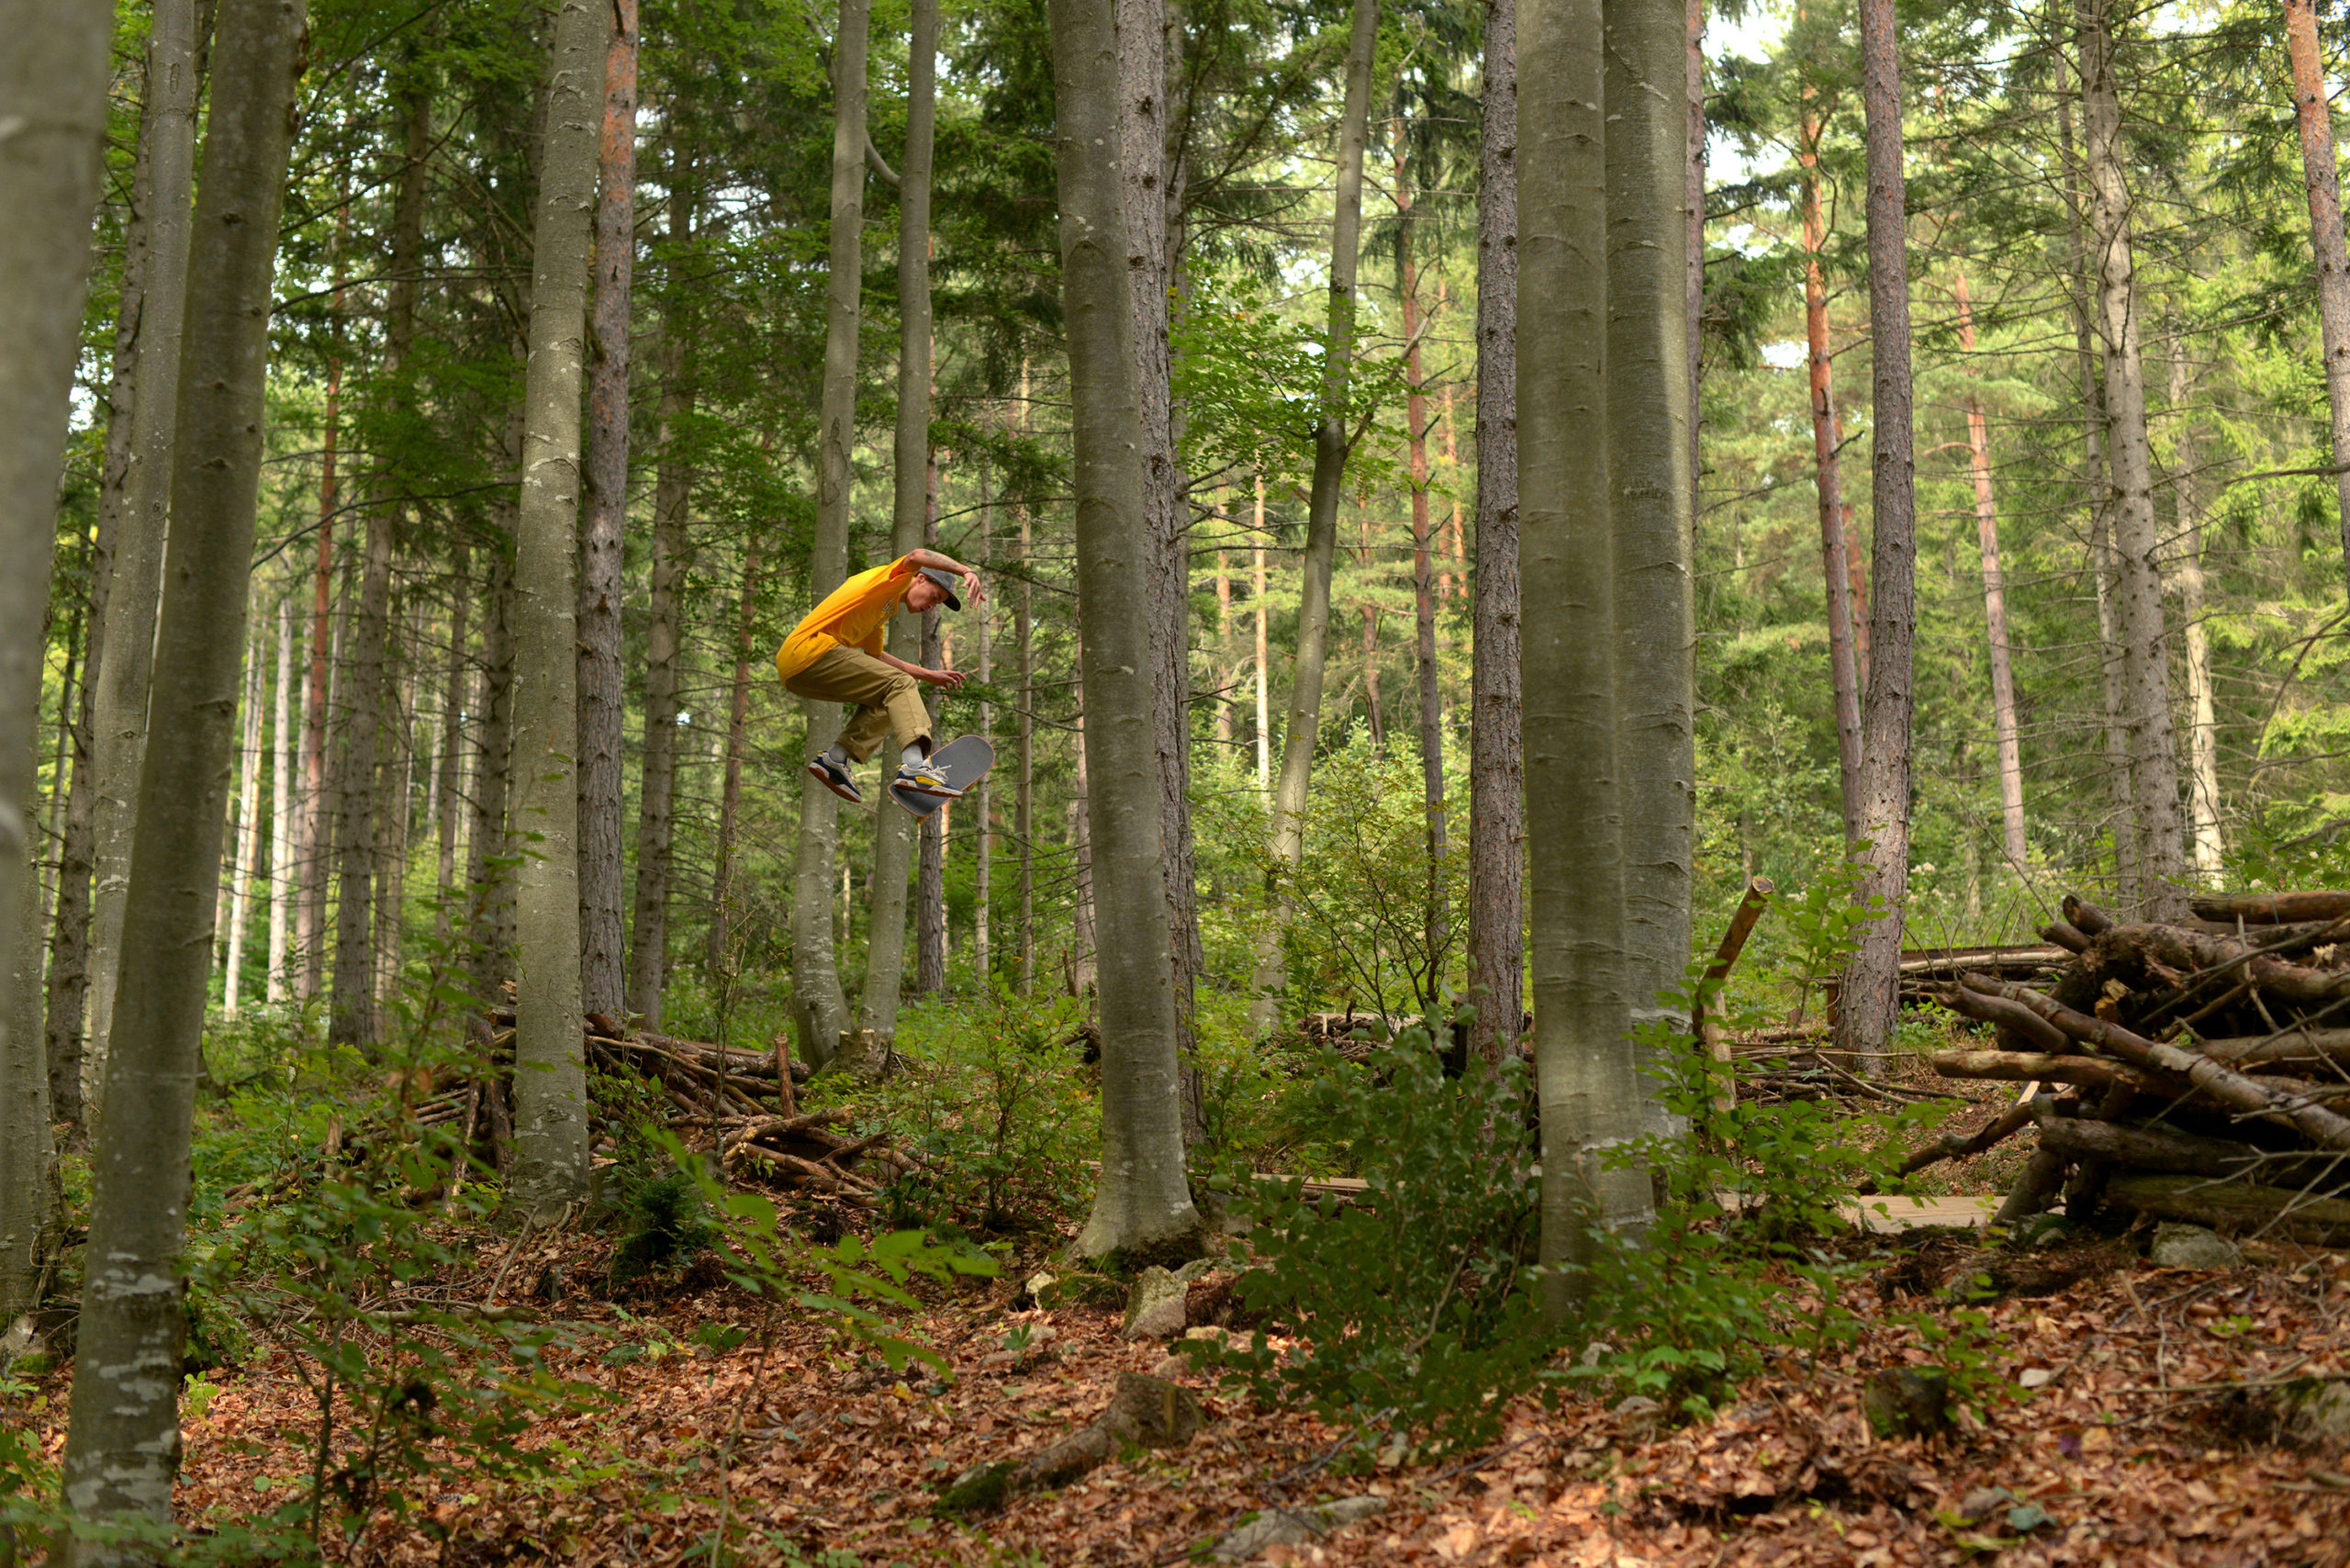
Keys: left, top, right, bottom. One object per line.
{"left": 807, "top": 754, "right": 862, "bottom": 803}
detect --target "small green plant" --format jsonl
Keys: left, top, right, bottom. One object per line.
{"left": 609, "top": 1170, "right": 719, "bottom": 1285}
{"left": 1192, "top": 1011, "right": 1550, "bottom": 1459}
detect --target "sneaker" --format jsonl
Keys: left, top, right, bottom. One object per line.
{"left": 807, "top": 754, "right": 862, "bottom": 803}
{"left": 894, "top": 757, "right": 964, "bottom": 799}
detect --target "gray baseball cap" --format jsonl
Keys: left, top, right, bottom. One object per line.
{"left": 917, "top": 566, "right": 963, "bottom": 610}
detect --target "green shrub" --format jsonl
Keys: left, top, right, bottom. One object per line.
{"left": 1193, "top": 1014, "right": 1550, "bottom": 1459}
{"left": 609, "top": 1170, "right": 719, "bottom": 1285}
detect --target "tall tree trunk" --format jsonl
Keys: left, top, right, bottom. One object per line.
{"left": 975, "top": 476, "right": 993, "bottom": 980}
{"left": 297, "top": 389, "right": 337, "bottom": 1002}
{"left": 465, "top": 540, "right": 518, "bottom": 1010}
{"left": 1214, "top": 548, "right": 1234, "bottom": 749}
{"left": 1249, "top": 0, "right": 1379, "bottom": 1033}
{"left": 372, "top": 621, "right": 412, "bottom": 1034}
{"left": 267, "top": 595, "right": 296, "bottom": 1002}
{"left": 711, "top": 538, "right": 761, "bottom": 976}
{"left": 1069, "top": 718, "right": 1096, "bottom": 994}
{"left": 1254, "top": 477, "right": 1271, "bottom": 790}
{"left": 0, "top": 0, "right": 109, "bottom": 1342}
{"left": 1398, "top": 135, "right": 1449, "bottom": 1008}
{"left": 1833, "top": 0, "right": 1919, "bottom": 1067}
{"left": 1606, "top": 0, "right": 1696, "bottom": 1067}
{"left": 792, "top": 0, "right": 870, "bottom": 1070}
{"left": 56, "top": 0, "right": 301, "bottom": 1533}
{"left": 917, "top": 487, "right": 948, "bottom": 996}
{"left": 506, "top": 0, "right": 610, "bottom": 1221}
{"left": 1051, "top": 0, "right": 1202, "bottom": 1255}
{"left": 225, "top": 623, "right": 265, "bottom": 1015}
{"left": 1801, "top": 120, "right": 1863, "bottom": 848}
{"left": 628, "top": 171, "right": 696, "bottom": 1030}
{"left": 433, "top": 561, "right": 469, "bottom": 943}
{"left": 2285, "top": 0, "right": 2350, "bottom": 602}
{"left": 577, "top": 0, "right": 637, "bottom": 1020}
{"left": 1686, "top": 0, "right": 1705, "bottom": 509}
{"left": 2081, "top": 0, "right": 2186, "bottom": 918}
{"left": 330, "top": 502, "right": 392, "bottom": 1051}
{"left": 1018, "top": 497, "right": 1036, "bottom": 996}
{"left": 1467, "top": 0, "right": 1522, "bottom": 1068}
{"left": 84, "top": 0, "right": 201, "bottom": 1093}
{"left": 1518, "top": 0, "right": 1650, "bottom": 1312}
{"left": 1954, "top": 265, "right": 2029, "bottom": 870}
{"left": 858, "top": 0, "right": 937, "bottom": 1053}
{"left": 2166, "top": 325, "right": 2224, "bottom": 879}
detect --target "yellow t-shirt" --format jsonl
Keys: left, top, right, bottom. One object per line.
{"left": 776, "top": 554, "right": 921, "bottom": 679}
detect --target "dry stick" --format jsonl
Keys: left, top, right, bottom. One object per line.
{"left": 2042, "top": 920, "right": 2091, "bottom": 954}
{"left": 1693, "top": 876, "right": 1774, "bottom": 1113}
{"left": 1959, "top": 973, "right": 2350, "bottom": 1150}
{"left": 1927, "top": 1047, "right": 2150, "bottom": 1092}
{"left": 2064, "top": 893, "right": 2116, "bottom": 935}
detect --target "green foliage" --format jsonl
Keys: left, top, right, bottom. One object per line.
{"left": 1192, "top": 1014, "right": 1550, "bottom": 1459}
{"left": 609, "top": 1170, "right": 720, "bottom": 1286}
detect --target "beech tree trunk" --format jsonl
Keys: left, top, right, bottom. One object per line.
{"left": 1955, "top": 265, "right": 2028, "bottom": 869}
{"left": 1397, "top": 137, "right": 1449, "bottom": 1003}
{"left": 1833, "top": 0, "right": 1919, "bottom": 1068}
{"left": 2167, "top": 325, "right": 2224, "bottom": 879}
{"left": 433, "top": 561, "right": 469, "bottom": 944}
{"left": 85, "top": 0, "right": 201, "bottom": 1092}
{"left": 1467, "top": 0, "right": 1522, "bottom": 1068}
{"left": 225, "top": 625, "right": 265, "bottom": 1015}
{"left": 1249, "top": 0, "right": 1379, "bottom": 1033}
{"left": 58, "top": 0, "right": 303, "bottom": 1535}
{"left": 975, "top": 487, "right": 993, "bottom": 980}
{"left": 711, "top": 537, "right": 761, "bottom": 976}
{"left": 1254, "top": 484, "right": 1271, "bottom": 788}
{"left": 1801, "top": 120, "right": 1863, "bottom": 849}
{"left": 577, "top": 0, "right": 639, "bottom": 1022}
{"left": 1686, "top": 0, "right": 1705, "bottom": 505}
{"left": 0, "top": 0, "right": 109, "bottom": 1342}
{"left": 297, "top": 411, "right": 336, "bottom": 1001}
{"left": 628, "top": 171, "right": 696, "bottom": 1030}
{"left": 1606, "top": 0, "right": 1697, "bottom": 1059}
{"left": 859, "top": 0, "right": 937, "bottom": 1054}
{"left": 1052, "top": 0, "right": 1203, "bottom": 1256}
{"left": 465, "top": 528, "right": 519, "bottom": 1014}
{"left": 2285, "top": 0, "right": 2350, "bottom": 601}
{"left": 267, "top": 596, "right": 296, "bottom": 1001}
{"left": 505, "top": 0, "right": 610, "bottom": 1221}
{"left": 1018, "top": 498, "right": 1036, "bottom": 995}
{"left": 2081, "top": 0, "right": 2186, "bottom": 919}
{"left": 791, "top": 0, "right": 870, "bottom": 1070}
{"left": 1519, "top": 0, "right": 1651, "bottom": 1312}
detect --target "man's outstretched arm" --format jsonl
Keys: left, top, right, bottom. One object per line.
{"left": 904, "top": 547, "right": 987, "bottom": 604}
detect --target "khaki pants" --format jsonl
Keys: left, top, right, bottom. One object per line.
{"left": 783, "top": 644, "right": 931, "bottom": 762}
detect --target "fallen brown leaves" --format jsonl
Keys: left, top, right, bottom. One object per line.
{"left": 20, "top": 1223, "right": 2350, "bottom": 1566}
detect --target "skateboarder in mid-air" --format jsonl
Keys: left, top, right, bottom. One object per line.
{"left": 779, "top": 548, "right": 985, "bottom": 805}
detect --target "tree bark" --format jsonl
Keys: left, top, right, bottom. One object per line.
{"left": 2081, "top": 0, "right": 2186, "bottom": 919}
{"left": 56, "top": 0, "right": 301, "bottom": 1534}
{"left": 1397, "top": 134, "right": 1449, "bottom": 1007}
{"left": 2166, "top": 324, "right": 2224, "bottom": 879}
{"left": 2284, "top": 0, "right": 2350, "bottom": 602}
{"left": 1606, "top": 0, "right": 1697, "bottom": 1068}
{"left": 1685, "top": 0, "right": 1704, "bottom": 509}
{"left": 917, "top": 484, "right": 948, "bottom": 996}
{"left": 506, "top": 0, "right": 610, "bottom": 1221}
{"left": 225, "top": 622, "right": 265, "bottom": 1015}
{"left": 0, "top": 0, "right": 108, "bottom": 1341}
{"left": 1834, "top": 0, "right": 1919, "bottom": 1068}
{"left": 466, "top": 487, "right": 520, "bottom": 1019}
{"left": 84, "top": 0, "right": 202, "bottom": 1094}
{"left": 1468, "top": 0, "right": 1522, "bottom": 1070}
{"left": 711, "top": 536, "right": 762, "bottom": 977}
{"left": 433, "top": 559, "right": 469, "bottom": 946}
{"left": 1801, "top": 117, "right": 1863, "bottom": 849}
{"left": 267, "top": 594, "right": 296, "bottom": 1001}
{"left": 372, "top": 616, "right": 412, "bottom": 1034}
{"left": 1254, "top": 481, "right": 1271, "bottom": 788}
{"left": 1520, "top": 0, "right": 1651, "bottom": 1312}
{"left": 628, "top": 172, "right": 696, "bottom": 1031}
{"left": 859, "top": 0, "right": 937, "bottom": 1052}
{"left": 975, "top": 479, "right": 993, "bottom": 980}
{"left": 330, "top": 501, "right": 393, "bottom": 1051}
{"left": 297, "top": 383, "right": 337, "bottom": 1002}
{"left": 1954, "top": 264, "right": 2028, "bottom": 870}
{"left": 1019, "top": 492, "right": 1036, "bottom": 995}
{"left": 791, "top": 0, "right": 871, "bottom": 1070}
{"left": 577, "top": 0, "right": 639, "bottom": 1022}
{"left": 1052, "top": 0, "right": 1203, "bottom": 1257}
{"left": 1249, "top": 0, "right": 1379, "bottom": 1033}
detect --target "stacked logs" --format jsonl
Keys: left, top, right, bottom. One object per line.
{"left": 1927, "top": 890, "right": 2350, "bottom": 1245}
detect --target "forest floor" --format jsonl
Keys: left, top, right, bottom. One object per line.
{"left": 22, "top": 1199, "right": 2350, "bottom": 1567}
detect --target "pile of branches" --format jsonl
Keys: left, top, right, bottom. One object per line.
{"left": 1926, "top": 890, "right": 2350, "bottom": 1243}
{"left": 414, "top": 1009, "right": 915, "bottom": 1209}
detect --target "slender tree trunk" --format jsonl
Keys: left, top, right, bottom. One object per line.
{"left": 858, "top": 0, "right": 937, "bottom": 1053}
{"left": 433, "top": 562, "right": 469, "bottom": 941}
{"left": 505, "top": 0, "right": 610, "bottom": 1221}
{"left": 2285, "top": 0, "right": 2350, "bottom": 601}
{"left": 1250, "top": 0, "right": 1379, "bottom": 1033}
{"left": 56, "top": 0, "right": 302, "bottom": 1534}
{"left": 1397, "top": 137, "right": 1449, "bottom": 1006}
{"left": 1606, "top": 0, "right": 1697, "bottom": 1067}
{"left": 711, "top": 537, "right": 761, "bottom": 976}
{"left": 1254, "top": 477, "right": 1272, "bottom": 790}
{"left": 297, "top": 391, "right": 337, "bottom": 1002}
{"left": 1069, "top": 742, "right": 1096, "bottom": 995}
{"left": 466, "top": 525, "right": 519, "bottom": 1014}
{"left": 1051, "top": 0, "right": 1202, "bottom": 1254}
{"left": 44, "top": 584, "right": 101, "bottom": 1130}
{"left": 1519, "top": 0, "right": 1651, "bottom": 1314}
{"left": 1801, "top": 123, "right": 1863, "bottom": 848}
{"left": 917, "top": 487, "right": 948, "bottom": 996}
{"left": 628, "top": 172, "right": 696, "bottom": 1030}
{"left": 1018, "top": 498, "right": 1036, "bottom": 996}
{"left": 84, "top": 0, "right": 200, "bottom": 1092}
{"left": 1467, "top": 0, "right": 1522, "bottom": 1068}
{"left": 1833, "top": 0, "right": 1919, "bottom": 1067}
{"left": 577, "top": 0, "right": 637, "bottom": 1021}
{"left": 1953, "top": 265, "right": 2029, "bottom": 870}
{"left": 975, "top": 463, "right": 993, "bottom": 980}
{"left": 0, "top": 0, "right": 109, "bottom": 1342}
{"left": 1686, "top": 0, "right": 1705, "bottom": 510}
{"left": 267, "top": 596, "right": 295, "bottom": 1001}
{"left": 373, "top": 622, "right": 412, "bottom": 1032}
{"left": 1214, "top": 548, "right": 1234, "bottom": 748}
{"left": 2167, "top": 325, "right": 2224, "bottom": 879}
{"left": 330, "top": 498, "right": 393, "bottom": 1051}
{"left": 226, "top": 623, "right": 265, "bottom": 1015}
{"left": 2081, "top": 0, "right": 2186, "bottom": 919}
{"left": 792, "top": 0, "right": 871, "bottom": 1069}
{"left": 1830, "top": 392, "right": 1870, "bottom": 690}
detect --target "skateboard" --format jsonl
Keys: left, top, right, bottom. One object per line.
{"left": 890, "top": 734, "right": 996, "bottom": 821}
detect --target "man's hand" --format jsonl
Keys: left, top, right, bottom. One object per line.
{"left": 958, "top": 567, "right": 987, "bottom": 606}
{"left": 921, "top": 666, "right": 968, "bottom": 691}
